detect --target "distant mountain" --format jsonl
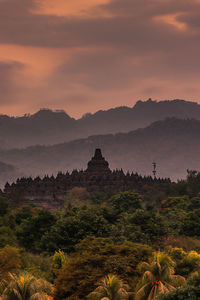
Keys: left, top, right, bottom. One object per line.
{"left": 1, "top": 118, "right": 200, "bottom": 185}
{"left": 0, "top": 109, "right": 76, "bottom": 149}
{"left": 1, "top": 99, "right": 200, "bottom": 149}
{"left": 0, "top": 161, "right": 23, "bottom": 187}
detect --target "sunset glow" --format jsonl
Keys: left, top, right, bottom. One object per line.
{"left": 34, "top": 0, "right": 111, "bottom": 17}
{"left": 154, "top": 13, "right": 188, "bottom": 31}
{"left": 0, "top": 0, "right": 200, "bottom": 117}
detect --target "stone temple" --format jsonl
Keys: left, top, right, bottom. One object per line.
{"left": 86, "top": 148, "right": 111, "bottom": 174}
{"left": 4, "top": 148, "right": 169, "bottom": 207}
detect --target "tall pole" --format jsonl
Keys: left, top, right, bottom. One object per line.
{"left": 152, "top": 162, "right": 157, "bottom": 179}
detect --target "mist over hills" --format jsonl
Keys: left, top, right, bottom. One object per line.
{"left": 0, "top": 161, "right": 22, "bottom": 186}
{"left": 1, "top": 98, "right": 200, "bottom": 149}
{"left": 1, "top": 117, "right": 200, "bottom": 186}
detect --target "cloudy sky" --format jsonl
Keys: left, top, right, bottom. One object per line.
{"left": 1, "top": 0, "right": 200, "bottom": 118}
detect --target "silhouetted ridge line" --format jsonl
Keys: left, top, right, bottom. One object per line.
{"left": 0, "top": 99, "right": 200, "bottom": 149}
{"left": 0, "top": 118, "right": 200, "bottom": 186}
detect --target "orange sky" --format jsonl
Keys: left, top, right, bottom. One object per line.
{"left": 34, "top": 0, "right": 111, "bottom": 17}
{"left": 0, "top": 0, "right": 200, "bottom": 118}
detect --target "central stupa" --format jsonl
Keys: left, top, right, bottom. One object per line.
{"left": 86, "top": 148, "right": 110, "bottom": 174}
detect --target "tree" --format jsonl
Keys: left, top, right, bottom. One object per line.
{"left": 0, "top": 227, "right": 17, "bottom": 248}
{"left": 158, "top": 272, "right": 200, "bottom": 300}
{"left": 0, "top": 273, "right": 53, "bottom": 300}
{"left": 135, "top": 253, "right": 185, "bottom": 300}
{"left": 181, "top": 209, "right": 200, "bottom": 237}
{"left": 51, "top": 250, "right": 68, "bottom": 278}
{"left": 174, "top": 250, "right": 200, "bottom": 277}
{"left": 108, "top": 191, "right": 142, "bottom": 213}
{"left": 17, "top": 209, "right": 56, "bottom": 252}
{"left": 0, "top": 197, "right": 10, "bottom": 217}
{"left": 87, "top": 274, "right": 130, "bottom": 300}
{"left": 0, "top": 246, "right": 21, "bottom": 280}
{"left": 123, "top": 210, "right": 168, "bottom": 245}
{"left": 160, "top": 196, "right": 189, "bottom": 211}
{"left": 54, "top": 238, "right": 152, "bottom": 300}
{"left": 41, "top": 206, "right": 112, "bottom": 253}
{"left": 186, "top": 170, "right": 200, "bottom": 197}
{"left": 188, "top": 194, "right": 200, "bottom": 210}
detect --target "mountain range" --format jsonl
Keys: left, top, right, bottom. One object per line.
{"left": 0, "top": 117, "right": 200, "bottom": 186}
{"left": 1, "top": 98, "right": 200, "bottom": 149}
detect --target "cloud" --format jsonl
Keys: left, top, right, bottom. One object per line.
{"left": 0, "top": 61, "right": 24, "bottom": 103}
{"left": 34, "top": 0, "right": 111, "bottom": 17}
{"left": 0, "top": 0, "right": 200, "bottom": 117}
{"left": 0, "top": 0, "right": 199, "bottom": 48}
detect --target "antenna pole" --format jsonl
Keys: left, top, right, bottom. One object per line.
{"left": 152, "top": 162, "right": 157, "bottom": 179}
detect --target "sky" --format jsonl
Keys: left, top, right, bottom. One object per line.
{"left": 1, "top": 0, "right": 200, "bottom": 118}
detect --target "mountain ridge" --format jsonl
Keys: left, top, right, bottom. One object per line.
{"left": 1, "top": 99, "right": 200, "bottom": 149}
{"left": 1, "top": 117, "right": 200, "bottom": 185}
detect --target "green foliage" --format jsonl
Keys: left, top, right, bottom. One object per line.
{"left": 54, "top": 237, "right": 153, "bottom": 300}
{"left": 14, "top": 205, "right": 38, "bottom": 225}
{"left": 41, "top": 206, "right": 114, "bottom": 253}
{"left": 108, "top": 191, "right": 142, "bottom": 213}
{"left": 21, "top": 252, "right": 52, "bottom": 281}
{"left": 186, "top": 170, "right": 200, "bottom": 197}
{"left": 0, "top": 197, "right": 10, "bottom": 217}
{"left": 0, "top": 272, "right": 53, "bottom": 300}
{"left": 0, "top": 246, "right": 22, "bottom": 280}
{"left": 135, "top": 252, "right": 185, "bottom": 300}
{"left": 161, "top": 210, "right": 187, "bottom": 236}
{"left": 0, "top": 226, "right": 18, "bottom": 248}
{"left": 3, "top": 179, "right": 200, "bottom": 299}
{"left": 176, "top": 251, "right": 200, "bottom": 277}
{"left": 16, "top": 209, "right": 56, "bottom": 252}
{"left": 161, "top": 236, "right": 200, "bottom": 253}
{"left": 161, "top": 196, "right": 189, "bottom": 211}
{"left": 181, "top": 209, "right": 200, "bottom": 237}
{"left": 51, "top": 250, "right": 68, "bottom": 279}
{"left": 188, "top": 194, "right": 200, "bottom": 210}
{"left": 87, "top": 274, "right": 130, "bottom": 300}
{"left": 158, "top": 272, "right": 200, "bottom": 300}
{"left": 168, "top": 248, "right": 187, "bottom": 262}
{"left": 52, "top": 250, "right": 67, "bottom": 271}
{"left": 123, "top": 210, "right": 168, "bottom": 245}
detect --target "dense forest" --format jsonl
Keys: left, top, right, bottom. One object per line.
{"left": 1, "top": 170, "right": 200, "bottom": 299}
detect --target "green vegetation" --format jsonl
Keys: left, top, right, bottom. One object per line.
{"left": 87, "top": 274, "right": 130, "bottom": 300}
{"left": 135, "top": 253, "right": 185, "bottom": 300}
{"left": 0, "top": 273, "right": 53, "bottom": 300}
{"left": 2, "top": 172, "right": 200, "bottom": 299}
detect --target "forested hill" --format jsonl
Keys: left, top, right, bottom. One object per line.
{"left": 1, "top": 99, "right": 200, "bottom": 149}
{"left": 1, "top": 118, "right": 200, "bottom": 184}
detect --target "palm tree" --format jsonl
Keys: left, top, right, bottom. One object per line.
{"left": 135, "top": 252, "right": 185, "bottom": 300}
{"left": 87, "top": 274, "right": 130, "bottom": 300}
{"left": 0, "top": 273, "right": 53, "bottom": 300}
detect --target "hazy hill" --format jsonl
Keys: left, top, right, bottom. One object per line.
{"left": 0, "top": 161, "right": 23, "bottom": 187}
{"left": 1, "top": 118, "right": 200, "bottom": 185}
{"left": 1, "top": 99, "right": 200, "bottom": 149}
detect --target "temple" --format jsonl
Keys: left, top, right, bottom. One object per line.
{"left": 4, "top": 148, "right": 170, "bottom": 208}
{"left": 86, "top": 148, "right": 110, "bottom": 174}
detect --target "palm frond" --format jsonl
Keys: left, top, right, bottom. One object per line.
{"left": 0, "top": 273, "right": 53, "bottom": 300}
{"left": 135, "top": 283, "right": 152, "bottom": 300}
{"left": 87, "top": 274, "right": 129, "bottom": 300}
{"left": 135, "top": 252, "right": 185, "bottom": 300}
